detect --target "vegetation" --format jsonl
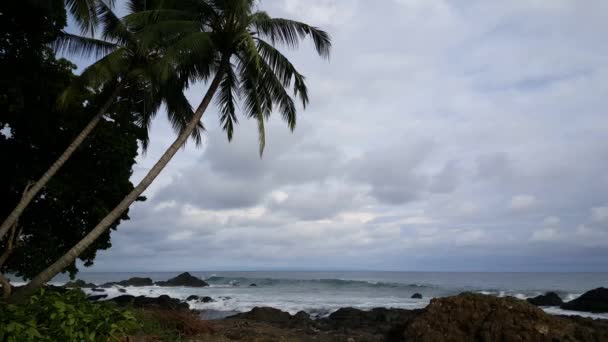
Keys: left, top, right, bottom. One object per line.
{"left": 0, "top": 0, "right": 149, "bottom": 298}
{"left": 0, "top": 289, "right": 139, "bottom": 341}
{"left": 12, "top": 0, "right": 331, "bottom": 301}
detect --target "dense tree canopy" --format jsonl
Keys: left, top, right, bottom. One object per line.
{"left": 0, "top": 1, "right": 145, "bottom": 279}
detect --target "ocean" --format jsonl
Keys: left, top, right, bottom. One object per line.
{"left": 16, "top": 271, "right": 608, "bottom": 319}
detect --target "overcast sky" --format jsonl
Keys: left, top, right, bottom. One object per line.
{"left": 74, "top": 0, "right": 608, "bottom": 272}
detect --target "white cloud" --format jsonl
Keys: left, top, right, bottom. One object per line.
{"left": 510, "top": 195, "right": 538, "bottom": 211}
{"left": 531, "top": 227, "right": 560, "bottom": 242}
{"left": 591, "top": 205, "right": 608, "bottom": 224}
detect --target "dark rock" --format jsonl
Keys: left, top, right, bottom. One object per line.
{"left": 202, "top": 296, "right": 213, "bottom": 303}
{"left": 228, "top": 307, "right": 292, "bottom": 325}
{"left": 87, "top": 294, "right": 108, "bottom": 301}
{"left": 527, "top": 292, "right": 563, "bottom": 306}
{"left": 108, "top": 294, "right": 189, "bottom": 311}
{"left": 561, "top": 287, "right": 608, "bottom": 313}
{"left": 411, "top": 293, "right": 423, "bottom": 299}
{"left": 101, "top": 277, "right": 154, "bottom": 287}
{"left": 186, "top": 295, "right": 200, "bottom": 301}
{"left": 293, "top": 311, "right": 310, "bottom": 322}
{"left": 118, "top": 288, "right": 126, "bottom": 293}
{"left": 91, "top": 288, "right": 105, "bottom": 292}
{"left": 249, "top": 283, "right": 257, "bottom": 287}
{"left": 402, "top": 292, "right": 602, "bottom": 342}
{"left": 63, "top": 279, "right": 96, "bottom": 288}
{"left": 324, "top": 307, "right": 418, "bottom": 330}
{"left": 155, "top": 272, "right": 209, "bottom": 287}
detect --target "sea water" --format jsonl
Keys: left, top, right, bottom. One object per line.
{"left": 14, "top": 271, "right": 608, "bottom": 319}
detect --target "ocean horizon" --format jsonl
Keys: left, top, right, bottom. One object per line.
{"left": 14, "top": 270, "right": 608, "bottom": 320}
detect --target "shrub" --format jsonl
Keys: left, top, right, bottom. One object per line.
{"left": 0, "top": 289, "right": 139, "bottom": 341}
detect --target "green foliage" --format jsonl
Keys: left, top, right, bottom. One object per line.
{"left": 0, "top": 0, "right": 145, "bottom": 279}
{"left": 0, "top": 289, "right": 139, "bottom": 341}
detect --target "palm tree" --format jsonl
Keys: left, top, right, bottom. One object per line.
{"left": 0, "top": 0, "right": 205, "bottom": 243}
{"left": 10, "top": 0, "right": 331, "bottom": 301}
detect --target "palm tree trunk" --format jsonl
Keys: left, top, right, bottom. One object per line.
{"left": 10, "top": 61, "right": 228, "bottom": 303}
{"left": 0, "top": 84, "right": 123, "bottom": 242}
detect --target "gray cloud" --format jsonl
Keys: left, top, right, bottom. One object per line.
{"left": 82, "top": 0, "right": 608, "bottom": 272}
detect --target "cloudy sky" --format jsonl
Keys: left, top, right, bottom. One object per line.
{"left": 75, "top": 0, "right": 608, "bottom": 272}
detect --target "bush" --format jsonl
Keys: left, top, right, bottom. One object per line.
{"left": 0, "top": 289, "right": 139, "bottom": 341}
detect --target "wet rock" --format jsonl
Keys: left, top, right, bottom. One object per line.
{"left": 561, "top": 287, "right": 608, "bottom": 313}
{"left": 63, "top": 279, "right": 95, "bottom": 288}
{"left": 155, "top": 272, "right": 209, "bottom": 287}
{"left": 108, "top": 294, "right": 189, "bottom": 311}
{"left": 101, "top": 277, "right": 153, "bottom": 287}
{"left": 228, "top": 307, "right": 293, "bottom": 325}
{"left": 186, "top": 295, "right": 213, "bottom": 303}
{"left": 411, "top": 293, "right": 423, "bottom": 299}
{"left": 118, "top": 288, "right": 126, "bottom": 293}
{"left": 249, "top": 283, "right": 257, "bottom": 287}
{"left": 527, "top": 292, "right": 563, "bottom": 306}
{"left": 87, "top": 294, "right": 108, "bottom": 301}
{"left": 91, "top": 288, "right": 105, "bottom": 292}
{"left": 402, "top": 292, "right": 601, "bottom": 342}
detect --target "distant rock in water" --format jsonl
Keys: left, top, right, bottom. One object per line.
{"left": 402, "top": 292, "right": 607, "bottom": 341}
{"left": 186, "top": 295, "right": 213, "bottom": 303}
{"left": 86, "top": 294, "right": 108, "bottom": 301}
{"left": 411, "top": 293, "right": 423, "bottom": 299}
{"left": 90, "top": 288, "right": 105, "bottom": 292}
{"left": 527, "top": 292, "right": 563, "bottom": 306}
{"left": 249, "top": 283, "right": 257, "bottom": 287}
{"left": 101, "top": 277, "right": 153, "bottom": 287}
{"left": 155, "top": 272, "right": 209, "bottom": 287}
{"left": 561, "top": 287, "right": 608, "bottom": 313}
{"left": 118, "top": 288, "right": 126, "bottom": 293}
{"left": 109, "top": 294, "right": 189, "bottom": 311}
{"left": 63, "top": 279, "right": 95, "bottom": 288}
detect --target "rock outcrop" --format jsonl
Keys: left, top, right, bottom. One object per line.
{"left": 402, "top": 292, "right": 607, "bottom": 341}
{"left": 63, "top": 279, "right": 95, "bottom": 288}
{"left": 101, "top": 277, "right": 154, "bottom": 287}
{"left": 108, "top": 294, "right": 189, "bottom": 311}
{"left": 562, "top": 287, "right": 608, "bottom": 313}
{"left": 411, "top": 293, "right": 423, "bottom": 299}
{"left": 155, "top": 272, "right": 209, "bottom": 287}
{"left": 527, "top": 292, "right": 563, "bottom": 306}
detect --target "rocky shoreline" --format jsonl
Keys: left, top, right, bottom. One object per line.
{"left": 61, "top": 273, "right": 608, "bottom": 341}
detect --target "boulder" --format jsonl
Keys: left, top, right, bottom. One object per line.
{"left": 527, "top": 292, "right": 563, "bottom": 306}
{"left": 118, "top": 288, "right": 127, "bottom": 293}
{"left": 402, "top": 292, "right": 604, "bottom": 341}
{"left": 324, "top": 307, "right": 417, "bottom": 330}
{"left": 249, "top": 283, "right": 257, "bottom": 287}
{"left": 91, "top": 288, "right": 105, "bottom": 292}
{"left": 63, "top": 279, "right": 96, "bottom": 288}
{"left": 561, "top": 287, "right": 608, "bottom": 313}
{"left": 228, "top": 307, "right": 292, "bottom": 325}
{"left": 87, "top": 294, "right": 108, "bottom": 301}
{"left": 411, "top": 293, "right": 423, "bottom": 299}
{"left": 155, "top": 272, "right": 209, "bottom": 287}
{"left": 186, "top": 295, "right": 213, "bottom": 303}
{"left": 109, "top": 294, "right": 189, "bottom": 311}
{"left": 101, "top": 277, "right": 153, "bottom": 287}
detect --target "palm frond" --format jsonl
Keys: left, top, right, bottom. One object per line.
{"left": 52, "top": 32, "right": 118, "bottom": 59}
{"left": 256, "top": 39, "right": 308, "bottom": 108}
{"left": 96, "top": 0, "right": 136, "bottom": 46}
{"left": 250, "top": 14, "right": 331, "bottom": 59}
{"left": 216, "top": 65, "right": 239, "bottom": 141}
{"left": 65, "top": 0, "right": 99, "bottom": 35}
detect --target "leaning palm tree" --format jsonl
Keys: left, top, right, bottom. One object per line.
{"left": 0, "top": 0, "right": 205, "bottom": 242}
{"left": 11, "top": 0, "right": 331, "bottom": 301}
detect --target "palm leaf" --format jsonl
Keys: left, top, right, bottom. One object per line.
{"left": 52, "top": 32, "right": 118, "bottom": 59}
